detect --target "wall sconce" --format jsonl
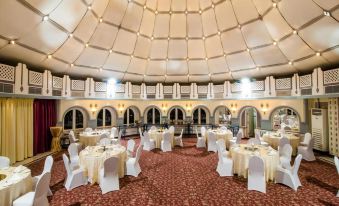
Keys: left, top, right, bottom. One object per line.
{"left": 186, "top": 103, "right": 192, "bottom": 112}
{"left": 230, "top": 103, "right": 237, "bottom": 113}
{"left": 162, "top": 103, "right": 168, "bottom": 113}
{"left": 89, "top": 104, "right": 98, "bottom": 115}
{"left": 261, "top": 103, "right": 269, "bottom": 114}
{"left": 118, "top": 104, "right": 124, "bottom": 114}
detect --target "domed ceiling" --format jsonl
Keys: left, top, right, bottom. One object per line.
{"left": 0, "top": 0, "right": 338, "bottom": 83}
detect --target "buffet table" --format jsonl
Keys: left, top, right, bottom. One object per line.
{"left": 0, "top": 165, "right": 33, "bottom": 206}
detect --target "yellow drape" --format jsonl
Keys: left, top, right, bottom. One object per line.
{"left": 0, "top": 98, "right": 33, "bottom": 164}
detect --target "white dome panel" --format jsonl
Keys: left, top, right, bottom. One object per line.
{"left": 53, "top": 38, "right": 85, "bottom": 63}
{"left": 153, "top": 14, "right": 170, "bottom": 38}
{"left": 263, "top": 9, "right": 293, "bottom": 41}
{"left": 0, "top": 44, "right": 45, "bottom": 65}
{"left": 278, "top": 35, "right": 314, "bottom": 61}
{"left": 200, "top": 0, "right": 212, "bottom": 10}
{"left": 103, "top": 0, "right": 128, "bottom": 25}
{"left": 41, "top": 58, "right": 68, "bottom": 73}
{"left": 232, "top": 0, "right": 259, "bottom": 24}
{"left": 139, "top": 10, "right": 155, "bottom": 37}
{"left": 215, "top": 1, "right": 238, "bottom": 31}
{"left": 93, "top": 70, "right": 124, "bottom": 81}
{"left": 113, "top": 30, "right": 137, "bottom": 54}
{"left": 124, "top": 73, "right": 143, "bottom": 82}
{"left": 259, "top": 65, "right": 296, "bottom": 76}
{"left": 144, "top": 75, "right": 166, "bottom": 82}
{"left": 127, "top": 58, "right": 147, "bottom": 75}
{"left": 158, "top": 0, "right": 171, "bottom": 11}
{"left": 92, "top": 0, "right": 109, "bottom": 17}
{"left": 170, "top": 14, "right": 186, "bottom": 38}
{"left": 49, "top": 0, "right": 87, "bottom": 32}
{"left": 188, "top": 60, "right": 209, "bottom": 74}
{"left": 89, "top": 23, "right": 118, "bottom": 49}
{"left": 168, "top": 40, "right": 187, "bottom": 59}
{"left": 165, "top": 75, "right": 188, "bottom": 83}
{"left": 205, "top": 35, "right": 223, "bottom": 58}
{"left": 322, "top": 48, "right": 339, "bottom": 64}
{"left": 167, "top": 60, "right": 188, "bottom": 75}
{"left": 171, "top": 0, "right": 186, "bottom": 11}
{"left": 208, "top": 57, "right": 229, "bottom": 74}
{"left": 103, "top": 53, "right": 130, "bottom": 72}
{"left": 146, "top": 60, "right": 166, "bottom": 75}
{"left": 221, "top": 29, "right": 247, "bottom": 54}
{"left": 188, "top": 40, "right": 206, "bottom": 59}
{"left": 187, "top": 0, "right": 199, "bottom": 11}
{"left": 211, "top": 73, "right": 230, "bottom": 82}
{"left": 293, "top": 55, "right": 327, "bottom": 72}
{"left": 242, "top": 20, "right": 273, "bottom": 48}
{"left": 227, "top": 51, "right": 255, "bottom": 71}
{"left": 187, "top": 13, "right": 203, "bottom": 37}
{"left": 189, "top": 75, "right": 210, "bottom": 82}
{"left": 252, "top": 0, "right": 272, "bottom": 15}
{"left": 134, "top": 0, "right": 146, "bottom": 5}
{"left": 76, "top": 47, "right": 108, "bottom": 68}
{"left": 150, "top": 40, "right": 168, "bottom": 59}
{"left": 134, "top": 36, "right": 152, "bottom": 58}
{"left": 313, "top": 0, "right": 339, "bottom": 10}
{"left": 251, "top": 45, "right": 287, "bottom": 66}
{"left": 25, "top": 0, "right": 63, "bottom": 15}
{"left": 73, "top": 12, "right": 98, "bottom": 43}
{"left": 121, "top": 3, "right": 143, "bottom": 32}
{"left": 146, "top": 0, "right": 157, "bottom": 10}
{"left": 202, "top": 9, "right": 218, "bottom": 36}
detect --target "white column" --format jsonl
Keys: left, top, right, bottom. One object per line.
{"left": 176, "top": 83, "right": 181, "bottom": 99}
{"left": 190, "top": 83, "right": 195, "bottom": 99}
{"left": 226, "top": 81, "right": 232, "bottom": 98}
{"left": 42, "top": 70, "right": 52, "bottom": 96}
{"left": 312, "top": 67, "right": 324, "bottom": 95}
{"left": 158, "top": 83, "right": 164, "bottom": 99}
{"left": 291, "top": 73, "right": 300, "bottom": 96}
{"left": 14, "top": 63, "right": 28, "bottom": 94}
{"left": 223, "top": 81, "right": 227, "bottom": 98}
{"left": 62, "top": 75, "right": 71, "bottom": 97}
{"left": 208, "top": 83, "right": 214, "bottom": 99}
{"left": 85, "top": 78, "right": 95, "bottom": 98}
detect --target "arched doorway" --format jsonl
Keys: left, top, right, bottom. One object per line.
{"left": 213, "top": 106, "right": 232, "bottom": 126}
{"left": 239, "top": 106, "right": 261, "bottom": 138}
{"left": 168, "top": 106, "right": 186, "bottom": 125}
{"left": 270, "top": 107, "right": 300, "bottom": 132}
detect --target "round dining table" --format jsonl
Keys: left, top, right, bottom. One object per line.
{"left": 205, "top": 129, "right": 233, "bottom": 149}
{"left": 262, "top": 133, "right": 300, "bottom": 155}
{"left": 79, "top": 133, "right": 102, "bottom": 147}
{"left": 79, "top": 144, "right": 127, "bottom": 184}
{"left": 230, "top": 144, "right": 279, "bottom": 182}
{"left": 148, "top": 130, "right": 174, "bottom": 148}
{"left": 0, "top": 165, "right": 33, "bottom": 206}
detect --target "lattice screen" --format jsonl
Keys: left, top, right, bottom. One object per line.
{"left": 115, "top": 84, "right": 125, "bottom": 93}
{"left": 213, "top": 84, "right": 224, "bottom": 93}
{"left": 231, "top": 82, "right": 241, "bottom": 93}
{"left": 146, "top": 86, "right": 156, "bottom": 94}
{"left": 180, "top": 85, "right": 190, "bottom": 94}
{"left": 0, "top": 64, "right": 15, "bottom": 82}
{"left": 52, "top": 76, "right": 63, "bottom": 89}
{"left": 71, "top": 80, "right": 85, "bottom": 91}
{"left": 132, "top": 85, "right": 141, "bottom": 94}
{"left": 324, "top": 68, "right": 339, "bottom": 85}
{"left": 197, "top": 85, "right": 208, "bottom": 94}
{"left": 275, "top": 78, "right": 292, "bottom": 90}
{"left": 163, "top": 85, "right": 173, "bottom": 94}
{"left": 95, "top": 82, "right": 107, "bottom": 92}
{"left": 251, "top": 81, "right": 265, "bottom": 91}
{"left": 328, "top": 98, "right": 339, "bottom": 156}
{"left": 299, "top": 74, "right": 312, "bottom": 88}
{"left": 28, "top": 71, "right": 43, "bottom": 86}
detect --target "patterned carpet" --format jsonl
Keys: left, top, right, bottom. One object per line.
{"left": 27, "top": 137, "right": 339, "bottom": 206}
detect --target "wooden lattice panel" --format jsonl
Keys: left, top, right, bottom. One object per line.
{"left": 52, "top": 76, "right": 63, "bottom": 89}
{"left": 276, "top": 78, "right": 292, "bottom": 90}
{"left": 0, "top": 64, "right": 15, "bottom": 82}
{"left": 213, "top": 84, "right": 224, "bottom": 93}
{"left": 29, "top": 71, "right": 43, "bottom": 86}
{"left": 146, "top": 86, "right": 156, "bottom": 94}
{"left": 231, "top": 82, "right": 241, "bottom": 93}
{"left": 197, "top": 85, "right": 208, "bottom": 94}
{"left": 163, "top": 85, "right": 173, "bottom": 94}
{"left": 299, "top": 74, "right": 312, "bottom": 88}
{"left": 115, "top": 84, "right": 125, "bottom": 93}
{"left": 95, "top": 82, "right": 107, "bottom": 92}
{"left": 328, "top": 98, "right": 339, "bottom": 156}
{"left": 180, "top": 85, "right": 190, "bottom": 94}
{"left": 132, "top": 85, "right": 141, "bottom": 94}
{"left": 324, "top": 68, "right": 339, "bottom": 85}
{"left": 251, "top": 81, "right": 265, "bottom": 91}
{"left": 71, "top": 80, "right": 85, "bottom": 91}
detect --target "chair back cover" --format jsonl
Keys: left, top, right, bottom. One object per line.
{"left": 201, "top": 127, "right": 206, "bottom": 136}
{"left": 249, "top": 156, "right": 265, "bottom": 176}
{"left": 208, "top": 131, "right": 216, "bottom": 142}
{"left": 69, "top": 131, "right": 77, "bottom": 143}
{"left": 307, "top": 137, "right": 314, "bottom": 151}
{"left": 238, "top": 128, "right": 244, "bottom": 138}
{"left": 85, "top": 128, "right": 93, "bottom": 133}
{"left": 135, "top": 144, "right": 143, "bottom": 163}
{"left": 179, "top": 129, "right": 184, "bottom": 137}
{"left": 248, "top": 138, "right": 260, "bottom": 145}
{"left": 163, "top": 132, "right": 171, "bottom": 143}
{"left": 100, "top": 133, "right": 109, "bottom": 139}
{"left": 0, "top": 156, "right": 10, "bottom": 169}
{"left": 100, "top": 138, "right": 111, "bottom": 146}
{"left": 103, "top": 156, "right": 119, "bottom": 177}
{"left": 150, "top": 126, "right": 157, "bottom": 131}
{"left": 127, "top": 139, "right": 136, "bottom": 153}
{"left": 279, "top": 137, "right": 290, "bottom": 149}
{"left": 281, "top": 144, "right": 293, "bottom": 159}
{"left": 34, "top": 172, "right": 51, "bottom": 202}
{"left": 68, "top": 143, "right": 79, "bottom": 158}
{"left": 169, "top": 126, "right": 175, "bottom": 133}
{"left": 143, "top": 131, "right": 151, "bottom": 143}
{"left": 292, "top": 154, "right": 302, "bottom": 175}
{"left": 118, "top": 130, "right": 123, "bottom": 141}
{"left": 254, "top": 129, "right": 261, "bottom": 139}
{"left": 335, "top": 156, "right": 339, "bottom": 174}
{"left": 62, "top": 154, "right": 71, "bottom": 176}
{"left": 220, "top": 126, "right": 227, "bottom": 131}
{"left": 303, "top": 133, "right": 312, "bottom": 145}
{"left": 43, "top": 155, "right": 54, "bottom": 173}
{"left": 216, "top": 139, "right": 226, "bottom": 160}
{"left": 111, "top": 127, "right": 117, "bottom": 138}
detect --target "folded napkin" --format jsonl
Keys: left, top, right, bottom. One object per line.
{"left": 13, "top": 165, "right": 25, "bottom": 173}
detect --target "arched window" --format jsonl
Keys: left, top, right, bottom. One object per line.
{"left": 97, "top": 108, "right": 112, "bottom": 127}
{"left": 169, "top": 107, "right": 185, "bottom": 124}
{"left": 64, "top": 108, "right": 85, "bottom": 130}
{"left": 124, "top": 108, "right": 135, "bottom": 125}
{"left": 193, "top": 108, "right": 207, "bottom": 124}
{"left": 214, "top": 106, "right": 231, "bottom": 125}
{"left": 271, "top": 107, "right": 300, "bottom": 131}
{"left": 146, "top": 107, "right": 161, "bottom": 124}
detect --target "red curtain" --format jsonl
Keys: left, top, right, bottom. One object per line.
{"left": 33, "top": 99, "right": 57, "bottom": 155}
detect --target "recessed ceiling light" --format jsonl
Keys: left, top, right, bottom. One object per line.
{"left": 98, "top": 68, "right": 102, "bottom": 72}
{"left": 186, "top": 58, "right": 189, "bottom": 61}
{"left": 168, "top": 37, "right": 170, "bottom": 40}
{"left": 316, "top": 52, "right": 321, "bottom": 56}
{"left": 143, "top": 74, "right": 146, "bottom": 77}
{"left": 218, "top": 31, "right": 221, "bottom": 35}
{"left": 9, "top": 40, "right": 15, "bottom": 45}
{"left": 144, "top": 6, "right": 147, "bottom": 9}
{"left": 131, "top": 55, "right": 134, "bottom": 58}
{"left": 109, "top": 49, "right": 112, "bottom": 53}
{"left": 256, "top": 67, "right": 260, "bottom": 71}
{"left": 246, "top": 48, "right": 250, "bottom": 52}
{"left": 88, "top": 5, "right": 91, "bottom": 10}
{"left": 99, "top": 18, "right": 103, "bottom": 23}
{"left": 293, "top": 30, "right": 297, "bottom": 34}
{"left": 223, "top": 54, "right": 226, "bottom": 57}
{"left": 169, "top": 11, "right": 172, "bottom": 14}
{"left": 47, "top": 54, "right": 52, "bottom": 59}
{"left": 185, "top": 10, "right": 188, "bottom": 14}
{"left": 273, "top": 3, "right": 277, "bottom": 8}
{"left": 288, "top": 61, "right": 293, "bottom": 65}
{"left": 205, "top": 57, "right": 208, "bottom": 60}
{"left": 147, "top": 58, "right": 150, "bottom": 61}
{"left": 165, "top": 74, "right": 167, "bottom": 78}
{"left": 155, "top": 11, "right": 158, "bottom": 14}
{"left": 43, "top": 16, "right": 49, "bottom": 21}
{"left": 69, "top": 33, "right": 73, "bottom": 38}
{"left": 199, "top": 10, "right": 202, "bottom": 14}
{"left": 211, "top": 4, "right": 215, "bottom": 8}
{"left": 166, "top": 58, "right": 169, "bottom": 61}
{"left": 273, "top": 41, "right": 277, "bottom": 45}
{"left": 137, "top": 32, "right": 140, "bottom": 36}
{"left": 70, "top": 63, "right": 74, "bottom": 67}
{"left": 187, "top": 74, "right": 190, "bottom": 77}
{"left": 238, "top": 24, "right": 241, "bottom": 28}
{"left": 85, "top": 43, "right": 89, "bottom": 47}
{"left": 323, "top": 11, "right": 330, "bottom": 16}
{"left": 151, "top": 36, "right": 154, "bottom": 40}
{"left": 202, "top": 36, "right": 205, "bottom": 40}
{"left": 208, "top": 73, "right": 211, "bottom": 77}
{"left": 185, "top": 37, "right": 188, "bottom": 40}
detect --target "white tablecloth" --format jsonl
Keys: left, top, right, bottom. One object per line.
{"left": 230, "top": 144, "right": 279, "bottom": 181}
{"left": 149, "top": 130, "right": 174, "bottom": 148}
{"left": 79, "top": 145, "right": 127, "bottom": 184}
{"left": 262, "top": 133, "right": 300, "bottom": 155}
{"left": 79, "top": 133, "right": 102, "bottom": 147}
{"left": 0, "top": 166, "right": 33, "bottom": 206}
{"left": 205, "top": 130, "right": 233, "bottom": 149}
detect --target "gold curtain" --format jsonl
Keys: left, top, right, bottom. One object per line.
{"left": 0, "top": 98, "right": 33, "bottom": 164}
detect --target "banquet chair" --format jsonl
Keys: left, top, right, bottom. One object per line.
{"left": 216, "top": 139, "right": 233, "bottom": 176}
{"left": 275, "top": 154, "right": 302, "bottom": 191}
{"left": 33, "top": 155, "right": 53, "bottom": 196}
{"left": 84, "top": 127, "right": 93, "bottom": 133}
{"left": 196, "top": 129, "right": 206, "bottom": 148}
{"left": 278, "top": 137, "right": 290, "bottom": 156}
{"left": 201, "top": 127, "right": 206, "bottom": 139}
{"left": 207, "top": 131, "right": 217, "bottom": 152}
{"left": 150, "top": 126, "right": 157, "bottom": 131}
{"left": 127, "top": 139, "right": 136, "bottom": 157}
{"left": 161, "top": 132, "right": 172, "bottom": 152}
{"left": 99, "top": 138, "right": 111, "bottom": 146}
{"left": 100, "top": 132, "right": 109, "bottom": 140}
{"left": 229, "top": 130, "right": 243, "bottom": 148}
{"left": 279, "top": 144, "right": 293, "bottom": 170}
{"left": 69, "top": 131, "right": 83, "bottom": 151}
{"left": 247, "top": 138, "right": 261, "bottom": 145}
{"left": 143, "top": 131, "right": 156, "bottom": 151}
{"left": 99, "top": 156, "right": 120, "bottom": 194}
{"left": 297, "top": 133, "right": 316, "bottom": 161}
{"left": 126, "top": 144, "right": 143, "bottom": 177}
{"left": 13, "top": 172, "right": 51, "bottom": 206}
{"left": 169, "top": 126, "right": 175, "bottom": 134}
{"left": 254, "top": 130, "right": 269, "bottom": 146}
{"left": 0, "top": 156, "right": 10, "bottom": 169}
{"left": 111, "top": 127, "right": 117, "bottom": 138}
{"left": 68, "top": 143, "right": 80, "bottom": 170}
{"left": 248, "top": 156, "right": 266, "bottom": 193}
{"left": 174, "top": 129, "right": 184, "bottom": 147}
{"left": 334, "top": 156, "right": 339, "bottom": 197}
{"left": 139, "top": 128, "right": 144, "bottom": 145}
{"left": 62, "top": 154, "right": 87, "bottom": 191}
{"left": 112, "top": 130, "right": 123, "bottom": 145}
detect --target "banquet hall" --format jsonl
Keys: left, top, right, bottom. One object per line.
{"left": 0, "top": 0, "right": 339, "bottom": 205}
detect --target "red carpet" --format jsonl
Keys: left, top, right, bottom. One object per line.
{"left": 27, "top": 137, "right": 339, "bottom": 206}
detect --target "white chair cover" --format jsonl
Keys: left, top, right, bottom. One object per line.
{"left": 100, "top": 132, "right": 109, "bottom": 139}
{"left": 143, "top": 131, "right": 155, "bottom": 151}
{"left": 248, "top": 156, "right": 266, "bottom": 193}
{"left": 139, "top": 128, "right": 144, "bottom": 145}
{"left": 33, "top": 156, "right": 53, "bottom": 196}
{"left": 99, "top": 138, "right": 111, "bottom": 146}
{"left": 229, "top": 130, "right": 242, "bottom": 147}
{"left": 216, "top": 139, "right": 233, "bottom": 176}
{"left": 126, "top": 144, "right": 143, "bottom": 177}
{"left": 275, "top": 154, "right": 302, "bottom": 191}
{"left": 99, "top": 156, "right": 119, "bottom": 193}
{"left": 112, "top": 130, "right": 123, "bottom": 145}
{"left": 279, "top": 144, "right": 293, "bottom": 170}
{"left": 297, "top": 134, "right": 316, "bottom": 161}
{"left": 278, "top": 137, "right": 290, "bottom": 156}
{"left": 127, "top": 139, "right": 136, "bottom": 157}
{"left": 84, "top": 128, "right": 93, "bottom": 133}
{"left": 161, "top": 132, "right": 172, "bottom": 152}
{"left": 111, "top": 127, "right": 117, "bottom": 138}
{"left": 62, "top": 154, "right": 87, "bottom": 191}
{"left": 0, "top": 156, "right": 10, "bottom": 169}
{"left": 13, "top": 172, "right": 51, "bottom": 206}
{"left": 169, "top": 126, "right": 175, "bottom": 133}
{"left": 207, "top": 131, "right": 217, "bottom": 152}
{"left": 201, "top": 127, "right": 206, "bottom": 138}
{"left": 68, "top": 143, "right": 80, "bottom": 170}
{"left": 196, "top": 129, "right": 206, "bottom": 148}
{"left": 174, "top": 129, "right": 184, "bottom": 147}
{"left": 335, "top": 156, "right": 339, "bottom": 197}
{"left": 69, "top": 131, "right": 82, "bottom": 151}
{"left": 248, "top": 138, "right": 261, "bottom": 145}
